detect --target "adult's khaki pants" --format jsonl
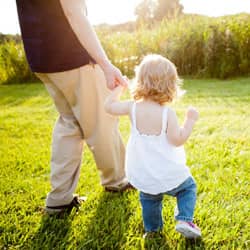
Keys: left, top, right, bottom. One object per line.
{"left": 36, "top": 64, "right": 126, "bottom": 207}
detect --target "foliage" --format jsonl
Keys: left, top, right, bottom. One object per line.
{"left": 0, "top": 78, "right": 249, "bottom": 249}
{"left": 0, "top": 42, "right": 36, "bottom": 84}
{"left": 135, "top": 0, "right": 183, "bottom": 22}
{"left": 0, "top": 14, "right": 250, "bottom": 84}
{"left": 204, "top": 15, "right": 250, "bottom": 78}
{"left": 135, "top": 0, "right": 157, "bottom": 22}
{"left": 99, "top": 14, "right": 250, "bottom": 79}
{"left": 154, "top": 0, "right": 183, "bottom": 21}
{"left": 0, "top": 33, "right": 22, "bottom": 43}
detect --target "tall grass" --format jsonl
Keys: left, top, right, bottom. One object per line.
{"left": 0, "top": 14, "right": 249, "bottom": 84}
{"left": 100, "top": 14, "right": 250, "bottom": 78}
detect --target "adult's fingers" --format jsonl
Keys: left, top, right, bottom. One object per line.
{"left": 106, "top": 77, "right": 115, "bottom": 90}
{"left": 116, "top": 74, "right": 128, "bottom": 87}
{"left": 108, "top": 81, "right": 116, "bottom": 90}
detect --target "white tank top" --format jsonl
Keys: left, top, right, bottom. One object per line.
{"left": 125, "top": 102, "right": 191, "bottom": 194}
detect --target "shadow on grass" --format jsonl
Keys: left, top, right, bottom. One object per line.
{"left": 25, "top": 212, "right": 74, "bottom": 249}
{"left": 0, "top": 83, "right": 47, "bottom": 107}
{"left": 77, "top": 191, "right": 206, "bottom": 249}
{"left": 183, "top": 238, "right": 206, "bottom": 250}
{"left": 22, "top": 191, "right": 134, "bottom": 249}
{"left": 21, "top": 192, "right": 206, "bottom": 249}
{"left": 77, "top": 191, "right": 132, "bottom": 249}
{"left": 144, "top": 233, "right": 171, "bottom": 250}
{"left": 144, "top": 236, "right": 205, "bottom": 250}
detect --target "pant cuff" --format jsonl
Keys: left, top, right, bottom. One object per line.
{"left": 175, "top": 215, "right": 193, "bottom": 222}
{"left": 46, "top": 193, "right": 74, "bottom": 207}
{"left": 145, "top": 226, "right": 163, "bottom": 233}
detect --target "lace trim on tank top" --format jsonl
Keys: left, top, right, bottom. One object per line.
{"left": 131, "top": 102, "right": 168, "bottom": 137}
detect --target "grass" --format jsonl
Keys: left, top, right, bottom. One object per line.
{"left": 0, "top": 78, "right": 249, "bottom": 249}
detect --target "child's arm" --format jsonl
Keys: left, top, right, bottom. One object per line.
{"left": 167, "top": 107, "right": 199, "bottom": 146}
{"left": 104, "top": 85, "right": 132, "bottom": 116}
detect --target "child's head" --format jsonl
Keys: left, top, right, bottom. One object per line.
{"left": 132, "top": 54, "right": 180, "bottom": 105}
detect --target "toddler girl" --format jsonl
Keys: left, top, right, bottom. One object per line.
{"left": 104, "top": 54, "right": 201, "bottom": 239}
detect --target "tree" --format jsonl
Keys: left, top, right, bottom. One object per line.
{"left": 154, "top": 0, "right": 183, "bottom": 20}
{"left": 134, "top": 0, "right": 157, "bottom": 22}
{"left": 135, "top": 0, "right": 183, "bottom": 22}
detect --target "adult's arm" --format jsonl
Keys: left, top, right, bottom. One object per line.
{"left": 60, "top": 0, "right": 127, "bottom": 89}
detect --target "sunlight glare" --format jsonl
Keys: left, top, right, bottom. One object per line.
{"left": 0, "top": 0, "right": 250, "bottom": 34}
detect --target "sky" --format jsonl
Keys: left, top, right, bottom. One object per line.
{"left": 0, "top": 0, "right": 250, "bottom": 34}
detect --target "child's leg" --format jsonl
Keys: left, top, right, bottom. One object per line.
{"left": 176, "top": 177, "right": 196, "bottom": 221}
{"left": 166, "top": 177, "right": 197, "bottom": 222}
{"left": 167, "top": 177, "right": 201, "bottom": 238}
{"left": 139, "top": 192, "right": 164, "bottom": 232}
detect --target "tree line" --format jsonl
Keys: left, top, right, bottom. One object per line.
{"left": 135, "top": 0, "right": 183, "bottom": 22}
{"left": 0, "top": 7, "right": 249, "bottom": 84}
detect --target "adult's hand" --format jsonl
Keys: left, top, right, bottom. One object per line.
{"left": 100, "top": 62, "right": 128, "bottom": 90}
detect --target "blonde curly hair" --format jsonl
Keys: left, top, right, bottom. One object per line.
{"left": 132, "top": 54, "right": 181, "bottom": 105}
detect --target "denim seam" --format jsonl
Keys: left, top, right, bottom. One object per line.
{"left": 175, "top": 215, "right": 193, "bottom": 222}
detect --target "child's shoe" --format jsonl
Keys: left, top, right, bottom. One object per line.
{"left": 175, "top": 221, "right": 201, "bottom": 239}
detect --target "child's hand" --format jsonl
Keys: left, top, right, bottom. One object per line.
{"left": 112, "top": 83, "right": 127, "bottom": 96}
{"left": 115, "top": 75, "right": 129, "bottom": 88}
{"left": 186, "top": 106, "right": 199, "bottom": 122}
{"left": 115, "top": 84, "right": 127, "bottom": 92}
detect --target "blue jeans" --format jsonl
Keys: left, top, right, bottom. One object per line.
{"left": 139, "top": 177, "right": 197, "bottom": 232}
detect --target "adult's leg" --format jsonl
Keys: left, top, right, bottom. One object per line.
{"left": 47, "top": 65, "right": 127, "bottom": 189}
{"left": 36, "top": 73, "right": 84, "bottom": 207}
{"left": 139, "top": 192, "right": 164, "bottom": 232}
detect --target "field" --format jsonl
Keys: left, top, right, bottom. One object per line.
{"left": 0, "top": 78, "right": 249, "bottom": 249}
{"left": 1, "top": 14, "right": 250, "bottom": 85}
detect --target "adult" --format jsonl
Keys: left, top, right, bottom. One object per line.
{"left": 16, "top": 0, "right": 130, "bottom": 214}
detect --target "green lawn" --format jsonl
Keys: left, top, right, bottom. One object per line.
{"left": 0, "top": 78, "right": 249, "bottom": 250}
